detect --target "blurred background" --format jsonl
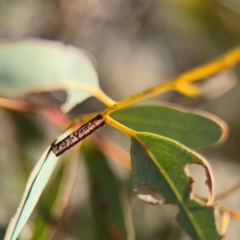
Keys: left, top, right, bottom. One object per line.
{"left": 0, "top": 0, "right": 240, "bottom": 239}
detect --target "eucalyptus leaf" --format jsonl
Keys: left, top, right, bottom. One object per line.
{"left": 110, "top": 104, "right": 227, "bottom": 150}
{"left": 4, "top": 128, "right": 73, "bottom": 240}
{"left": 29, "top": 161, "right": 65, "bottom": 240}
{"left": 131, "top": 132, "right": 220, "bottom": 240}
{"left": 0, "top": 39, "right": 100, "bottom": 112}
{"left": 4, "top": 148, "right": 58, "bottom": 240}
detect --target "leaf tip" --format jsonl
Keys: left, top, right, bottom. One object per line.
{"left": 185, "top": 162, "right": 215, "bottom": 205}
{"left": 221, "top": 125, "right": 229, "bottom": 135}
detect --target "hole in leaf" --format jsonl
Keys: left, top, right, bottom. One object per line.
{"left": 187, "top": 163, "right": 211, "bottom": 200}
{"left": 136, "top": 184, "right": 165, "bottom": 205}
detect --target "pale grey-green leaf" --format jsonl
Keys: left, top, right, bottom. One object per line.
{"left": 0, "top": 39, "right": 100, "bottom": 112}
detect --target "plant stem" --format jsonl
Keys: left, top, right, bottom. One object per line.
{"left": 101, "top": 45, "right": 240, "bottom": 115}
{"left": 102, "top": 81, "right": 174, "bottom": 115}
{"left": 217, "top": 205, "right": 240, "bottom": 221}
{"left": 104, "top": 115, "right": 135, "bottom": 137}
{"left": 93, "top": 88, "right": 116, "bottom": 106}
{"left": 52, "top": 45, "right": 240, "bottom": 158}
{"left": 196, "top": 181, "right": 240, "bottom": 202}
{"left": 66, "top": 82, "right": 116, "bottom": 107}
{"left": 194, "top": 195, "right": 240, "bottom": 221}
{"left": 215, "top": 181, "right": 240, "bottom": 200}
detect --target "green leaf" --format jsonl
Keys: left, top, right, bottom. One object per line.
{"left": 29, "top": 157, "right": 75, "bottom": 240}
{"left": 4, "top": 148, "right": 58, "bottom": 240}
{"left": 82, "top": 141, "right": 133, "bottom": 240}
{"left": 110, "top": 104, "right": 227, "bottom": 150}
{"left": 4, "top": 128, "right": 73, "bottom": 240}
{"left": 0, "top": 39, "right": 100, "bottom": 112}
{"left": 131, "top": 132, "right": 220, "bottom": 240}
{"left": 29, "top": 163, "right": 65, "bottom": 240}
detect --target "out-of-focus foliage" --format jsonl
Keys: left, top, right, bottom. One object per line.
{"left": 0, "top": 0, "right": 240, "bottom": 239}
{"left": 82, "top": 141, "right": 133, "bottom": 240}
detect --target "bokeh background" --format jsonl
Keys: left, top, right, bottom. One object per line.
{"left": 0, "top": 0, "right": 240, "bottom": 239}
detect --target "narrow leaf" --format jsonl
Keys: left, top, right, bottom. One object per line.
{"left": 29, "top": 155, "right": 78, "bottom": 240}
{"left": 29, "top": 162, "right": 66, "bottom": 240}
{"left": 110, "top": 104, "right": 227, "bottom": 150}
{"left": 82, "top": 141, "right": 133, "bottom": 240}
{"left": 0, "top": 39, "right": 100, "bottom": 112}
{"left": 4, "top": 148, "right": 58, "bottom": 240}
{"left": 131, "top": 132, "right": 220, "bottom": 240}
{"left": 4, "top": 128, "right": 73, "bottom": 240}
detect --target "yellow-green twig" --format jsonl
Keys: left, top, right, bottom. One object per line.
{"left": 215, "top": 181, "right": 240, "bottom": 200}
{"left": 195, "top": 181, "right": 240, "bottom": 202}
{"left": 194, "top": 194, "right": 240, "bottom": 221}
{"left": 72, "top": 45, "right": 240, "bottom": 132}
{"left": 101, "top": 45, "right": 240, "bottom": 116}
{"left": 104, "top": 115, "right": 135, "bottom": 137}
{"left": 102, "top": 81, "right": 175, "bottom": 116}
{"left": 217, "top": 205, "right": 240, "bottom": 221}
{"left": 93, "top": 88, "right": 116, "bottom": 107}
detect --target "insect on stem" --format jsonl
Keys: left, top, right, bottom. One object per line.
{"left": 51, "top": 114, "right": 105, "bottom": 156}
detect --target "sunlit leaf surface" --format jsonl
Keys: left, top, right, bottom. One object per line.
{"left": 0, "top": 39, "right": 100, "bottom": 112}
{"left": 82, "top": 141, "right": 133, "bottom": 240}
{"left": 111, "top": 104, "right": 227, "bottom": 150}
{"left": 130, "top": 132, "right": 220, "bottom": 240}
